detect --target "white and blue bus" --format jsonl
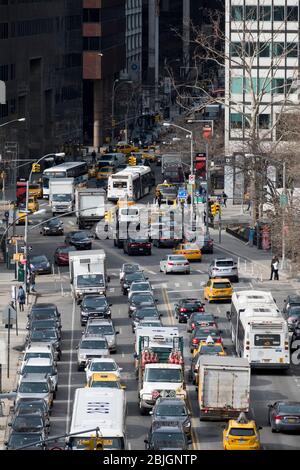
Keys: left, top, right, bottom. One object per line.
{"left": 42, "top": 162, "right": 88, "bottom": 197}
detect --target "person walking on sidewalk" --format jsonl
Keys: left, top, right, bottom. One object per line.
{"left": 222, "top": 191, "right": 228, "bottom": 207}
{"left": 270, "top": 256, "right": 279, "bottom": 280}
{"left": 29, "top": 270, "right": 36, "bottom": 293}
{"left": 17, "top": 285, "right": 26, "bottom": 311}
{"left": 244, "top": 192, "right": 251, "bottom": 212}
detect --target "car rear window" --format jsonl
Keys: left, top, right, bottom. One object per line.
{"left": 216, "top": 260, "right": 234, "bottom": 267}
{"left": 213, "top": 282, "right": 231, "bottom": 289}
{"left": 229, "top": 428, "right": 255, "bottom": 436}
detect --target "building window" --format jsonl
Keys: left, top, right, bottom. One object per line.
{"left": 10, "top": 98, "right": 16, "bottom": 114}
{"left": 259, "top": 43, "right": 270, "bottom": 57}
{"left": 287, "top": 6, "right": 298, "bottom": 21}
{"left": 287, "top": 43, "right": 298, "bottom": 57}
{"left": 0, "top": 23, "right": 8, "bottom": 39}
{"left": 0, "top": 64, "right": 8, "bottom": 81}
{"left": 231, "top": 77, "right": 243, "bottom": 94}
{"left": 0, "top": 103, "right": 8, "bottom": 118}
{"left": 245, "top": 6, "right": 257, "bottom": 21}
{"left": 83, "top": 9, "right": 100, "bottom": 23}
{"left": 273, "top": 78, "right": 285, "bottom": 94}
{"left": 259, "top": 5, "right": 271, "bottom": 21}
{"left": 83, "top": 37, "right": 101, "bottom": 51}
{"left": 230, "top": 42, "right": 240, "bottom": 57}
{"left": 273, "top": 6, "right": 284, "bottom": 21}
{"left": 231, "top": 6, "right": 243, "bottom": 21}
{"left": 258, "top": 114, "right": 270, "bottom": 129}
{"left": 230, "top": 113, "right": 243, "bottom": 129}
{"left": 273, "top": 42, "right": 285, "bottom": 56}
{"left": 10, "top": 63, "right": 16, "bottom": 80}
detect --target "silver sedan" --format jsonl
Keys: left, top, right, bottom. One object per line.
{"left": 159, "top": 254, "right": 190, "bottom": 274}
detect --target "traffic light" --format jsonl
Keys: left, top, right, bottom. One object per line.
{"left": 128, "top": 156, "right": 136, "bottom": 166}
{"left": 32, "top": 163, "right": 41, "bottom": 173}
{"left": 211, "top": 203, "right": 221, "bottom": 217}
{"left": 80, "top": 437, "right": 103, "bottom": 450}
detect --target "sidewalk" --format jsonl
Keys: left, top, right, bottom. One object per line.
{"left": 0, "top": 268, "right": 35, "bottom": 448}
{"left": 216, "top": 203, "right": 252, "bottom": 224}
{"left": 211, "top": 227, "right": 286, "bottom": 282}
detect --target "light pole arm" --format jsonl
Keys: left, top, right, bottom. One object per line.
{"left": 0, "top": 118, "right": 25, "bottom": 128}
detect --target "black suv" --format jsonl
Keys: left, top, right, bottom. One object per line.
{"left": 40, "top": 218, "right": 64, "bottom": 236}
{"left": 150, "top": 398, "right": 192, "bottom": 441}
{"left": 144, "top": 421, "right": 189, "bottom": 450}
{"left": 80, "top": 294, "right": 112, "bottom": 325}
{"left": 121, "top": 271, "right": 147, "bottom": 295}
{"left": 65, "top": 230, "right": 92, "bottom": 250}
{"left": 174, "top": 298, "right": 205, "bottom": 323}
{"left": 123, "top": 238, "right": 152, "bottom": 256}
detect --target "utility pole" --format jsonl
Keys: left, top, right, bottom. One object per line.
{"left": 154, "top": 0, "right": 160, "bottom": 112}
{"left": 182, "top": 0, "right": 190, "bottom": 76}
{"left": 281, "top": 161, "right": 286, "bottom": 270}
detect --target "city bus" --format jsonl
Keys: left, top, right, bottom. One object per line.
{"left": 107, "top": 166, "right": 155, "bottom": 201}
{"left": 42, "top": 162, "right": 88, "bottom": 197}
{"left": 68, "top": 388, "right": 127, "bottom": 450}
{"left": 229, "top": 290, "right": 290, "bottom": 370}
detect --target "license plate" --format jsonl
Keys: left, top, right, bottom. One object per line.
{"left": 239, "top": 439, "right": 245, "bottom": 444}
{"left": 139, "top": 248, "right": 144, "bottom": 251}
{"left": 287, "top": 418, "right": 297, "bottom": 423}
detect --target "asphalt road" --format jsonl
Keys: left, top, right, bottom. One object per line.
{"left": 12, "top": 171, "right": 300, "bottom": 451}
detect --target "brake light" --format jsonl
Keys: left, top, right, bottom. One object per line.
{"left": 130, "top": 243, "right": 137, "bottom": 247}
{"left": 192, "top": 338, "right": 199, "bottom": 344}
{"left": 215, "top": 338, "right": 222, "bottom": 344}
{"left": 191, "top": 323, "right": 195, "bottom": 329}
{"left": 146, "top": 243, "right": 151, "bottom": 248}
{"left": 180, "top": 308, "right": 187, "bottom": 312}
{"left": 285, "top": 341, "right": 289, "bottom": 351}
{"left": 198, "top": 307, "right": 205, "bottom": 312}
{"left": 168, "top": 262, "right": 174, "bottom": 266}
{"left": 275, "top": 415, "right": 283, "bottom": 421}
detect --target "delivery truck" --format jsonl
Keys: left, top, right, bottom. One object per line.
{"left": 69, "top": 249, "right": 109, "bottom": 302}
{"left": 75, "top": 188, "right": 106, "bottom": 229}
{"left": 49, "top": 178, "right": 74, "bottom": 216}
{"left": 161, "top": 154, "right": 182, "bottom": 174}
{"left": 198, "top": 356, "right": 250, "bottom": 421}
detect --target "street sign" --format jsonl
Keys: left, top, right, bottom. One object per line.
{"left": 189, "top": 174, "right": 195, "bottom": 185}
{"left": 178, "top": 189, "right": 187, "bottom": 199}
{"left": 280, "top": 194, "right": 288, "bottom": 207}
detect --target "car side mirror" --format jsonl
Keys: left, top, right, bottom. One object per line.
{"left": 109, "top": 304, "right": 112, "bottom": 307}
{"left": 258, "top": 426, "right": 262, "bottom": 430}
{"left": 159, "top": 313, "right": 163, "bottom": 317}
{"left": 119, "top": 368, "right": 123, "bottom": 371}
{"left": 145, "top": 277, "right": 149, "bottom": 280}
{"left": 121, "top": 385, "right": 126, "bottom": 390}
{"left": 155, "top": 299, "right": 158, "bottom": 302}
{"left": 144, "top": 439, "right": 149, "bottom": 444}
{"left": 8, "top": 423, "right": 12, "bottom": 426}
{"left": 116, "top": 331, "right": 120, "bottom": 335}
{"left": 75, "top": 346, "right": 79, "bottom": 349}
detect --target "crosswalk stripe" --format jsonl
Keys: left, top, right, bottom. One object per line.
{"left": 68, "top": 221, "right": 75, "bottom": 226}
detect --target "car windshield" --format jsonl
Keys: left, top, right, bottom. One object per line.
{"left": 24, "top": 353, "right": 52, "bottom": 361}
{"left": 22, "top": 366, "right": 53, "bottom": 375}
{"left": 124, "top": 264, "right": 141, "bottom": 274}
{"left": 81, "top": 340, "right": 107, "bottom": 349}
{"left": 32, "top": 320, "right": 56, "bottom": 329}
{"left": 9, "top": 434, "right": 43, "bottom": 448}
{"left": 131, "top": 283, "right": 151, "bottom": 292}
{"left": 31, "top": 256, "right": 48, "bottom": 263}
{"left": 169, "top": 256, "right": 186, "bottom": 262}
{"left": 144, "top": 368, "right": 182, "bottom": 383}
{"left": 77, "top": 274, "right": 104, "bottom": 287}
{"left": 52, "top": 194, "right": 71, "bottom": 202}
{"left": 200, "top": 345, "right": 223, "bottom": 354}
{"left": 19, "top": 382, "right": 49, "bottom": 393}
{"left": 136, "top": 309, "right": 158, "bottom": 319}
{"left": 72, "top": 232, "right": 90, "bottom": 240}
{"left": 32, "top": 307, "right": 56, "bottom": 316}
{"left": 132, "top": 294, "right": 154, "bottom": 304}
{"left": 184, "top": 301, "right": 202, "bottom": 308}
{"left": 57, "top": 246, "right": 73, "bottom": 254}
{"left": 17, "top": 404, "right": 45, "bottom": 414}
{"left": 31, "top": 330, "right": 57, "bottom": 340}
{"left": 91, "top": 381, "right": 119, "bottom": 388}
{"left": 129, "top": 239, "right": 149, "bottom": 243}
{"left": 100, "top": 167, "right": 112, "bottom": 173}
{"left": 278, "top": 404, "right": 300, "bottom": 414}
{"left": 215, "top": 260, "right": 234, "bottom": 267}
{"left": 156, "top": 404, "right": 187, "bottom": 417}
{"left": 183, "top": 244, "right": 199, "bottom": 250}
{"left": 126, "top": 273, "right": 145, "bottom": 282}
{"left": 13, "top": 416, "right": 43, "bottom": 431}
{"left": 213, "top": 282, "right": 231, "bottom": 289}
{"left": 82, "top": 297, "right": 107, "bottom": 308}
{"left": 90, "top": 362, "right": 117, "bottom": 372}
{"left": 31, "top": 311, "right": 55, "bottom": 320}
{"left": 195, "top": 330, "right": 218, "bottom": 339}
{"left": 153, "top": 432, "right": 185, "bottom": 447}
{"left": 288, "top": 307, "right": 300, "bottom": 317}
{"left": 47, "top": 219, "right": 61, "bottom": 227}
{"left": 86, "top": 325, "right": 114, "bottom": 335}
{"left": 191, "top": 313, "right": 214, "bottom": 322}
{"left": 229, "top": 428, "right": 255, "bottom": 436}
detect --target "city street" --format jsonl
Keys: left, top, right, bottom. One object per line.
{"left": 16, "top": 192, "right": 300, "bottom": 451}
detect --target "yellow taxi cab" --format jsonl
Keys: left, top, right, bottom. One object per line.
{"left": 96, "top": 166, "right": 115, "bottom": 180}
{"left": 155, "top": 183, "right": 173, "bottom": 198}
{"left": 86, "top": 372, "right": 126, "bottom": 389}
{"left": 131, "top": 151, "right": 157, "bottom": 162}
{"left": 27, "top": 196, "right": 39, "bottom": 213}
{"left": 88, "top": 164, "right": 97, "bottom": 179}
{"left": 16, "top": 208, "right": 27, "bottom": 225}
{"left": 173, "top": 243, "right": 202, "bottom": 261}
{"left": 223, "top": 413, "right": 262, "bottom": 450}
{"left": 117, "top": 143, "right": 139, "bottom": 155}
{"left": 204, "top": 278, "right": 233, "bottom": 303}
{"left": 29, "top": 183, "right": 42, "bottom": 199}
{"left": 193, "top": 336, "right": 226, "bottom": 358}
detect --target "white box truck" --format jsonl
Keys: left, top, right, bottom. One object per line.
{"left": 161, "top": 153, "right": 182, "bottom": 173}
{"left": 69, "top": 249, "right": 109, "bottom": 302}
{"left": 49, "top": 178, "right": 74, "bottom": 216}
{"left": 198, "top": 356, "right": 250, "bottom": 421}
{"left": 75, "top": 188, "right": 106, "bottom": 229}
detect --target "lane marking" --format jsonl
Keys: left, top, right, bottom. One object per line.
{"left": 168, "top": 288, "right": 198, "bottom": 294}
{"left": 146, "top": 270, "right": 156, "bottom": 275}
{"left": 128, "top": 442, "right": 132, "bottom": 450}
{"left": 66, "top": 299, "right": 76, "bottom": 434}
{"left": 197, "top": 269, "right": 205, "bottom": 274}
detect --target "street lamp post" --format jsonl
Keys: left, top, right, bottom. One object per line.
{"left": 23, "top": 153, "right": 65, "bottom": 291}
{"left": 187, "top": 119, "right": 214, "bottom": 235}
{"left": 111, "top": 79, "right": 133, "bottom": 143}
{"left": 0, "top": 117, "right": 26, "bottom": 128}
